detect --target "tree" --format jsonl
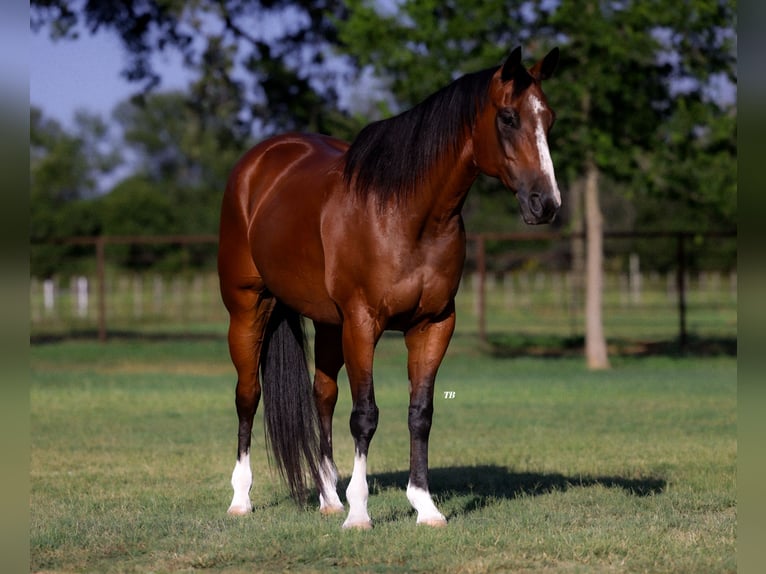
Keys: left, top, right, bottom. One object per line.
{"left": 31, "top": 0, "right": 352, "bottom": 138}
{"left": 31, "top": 0, "right": 736, "bottom": 354}
{"left": 643, "top": 98, "right": 737, "bottom": 230}
{"left": 112, "top": 89, "right": 256, "bottom": 235}
{"left": 542, "top": 0, "right": 736, "bottom": 367}
{"left": 542, "top": 1, "right": 674, "bottom": 369}
{"left": 30, "top": 107, "right": 118, "bottom": 205}
{"left": 333, "top": 0, "right": 736, "bottom": 368}
{"left": 30, "top": 0, "right": 365, "bottom": 271}
{"left": 30, "top": 107, "right": 122, "bottom": 276}
{"left": 96, "top": 176, "right": 183, "bottom": 270}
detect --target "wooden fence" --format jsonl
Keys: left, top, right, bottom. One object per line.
{"left": 30, "top": 231, "right": 736, "bottom": 344}
{"left": 471, "top": 230, "right": 736, "bottom": 344}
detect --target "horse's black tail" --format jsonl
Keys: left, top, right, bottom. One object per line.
{"left": 260, "top": 301, "right": 322, "bottom": 505}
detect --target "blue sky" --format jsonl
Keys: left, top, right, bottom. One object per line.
{"left": 30, "top": 29, "right": 191, "bottom": 128}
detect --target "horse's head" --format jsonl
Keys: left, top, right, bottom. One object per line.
{"left": 473, "top": 46, "right": 561, "bottom": 225}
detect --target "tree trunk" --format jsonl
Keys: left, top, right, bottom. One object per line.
{"left": 584, "top": 158, "right": 610, "bottom": 369}
{"left": 569, "top": 177, "right": 585, "bottom": 336}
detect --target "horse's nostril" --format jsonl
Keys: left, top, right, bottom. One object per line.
{"left": 529, "top": 193, "right": 543, "bottom": 216}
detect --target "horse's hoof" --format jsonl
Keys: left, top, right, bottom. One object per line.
{"left": 227, "top": 504, "right": 252, "bottom": 516}
{"left": 342, "top": 519, "right": 373, "bottom": 530}
{"left": 418, "top": 517, "right": 448, "bottom": 527}
{"left": 320, "top": 505, "right": 345, "bottom": 516}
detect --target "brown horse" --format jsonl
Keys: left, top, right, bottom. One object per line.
{"left": 218, "top": 46, "right": 560, "bottom": 529}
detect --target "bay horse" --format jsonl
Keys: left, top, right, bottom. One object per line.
{"left": 218, "top": 46, "right": 561, "bottom": 529}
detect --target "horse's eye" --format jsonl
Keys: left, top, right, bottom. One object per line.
{"left": 498, "top": 109, "right": 519, "bottom": 129}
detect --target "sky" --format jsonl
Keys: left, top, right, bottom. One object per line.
{"left": 30, "top": 28, "right": 192, "bottom": 128}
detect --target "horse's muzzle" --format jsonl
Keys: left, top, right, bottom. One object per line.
{"left": 521, "top": 191, "right": 560, "bottom": 225}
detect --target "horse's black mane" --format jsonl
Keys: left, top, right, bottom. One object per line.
{"left": 343, "top": 66, "right": 498, "bottom": 203}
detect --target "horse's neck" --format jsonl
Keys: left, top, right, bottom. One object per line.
{"left": 417, "top": 139, "right": 479, "bottom": 234}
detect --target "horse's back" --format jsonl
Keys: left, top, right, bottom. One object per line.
{"left": 222, "top": 133, "right": 347, "bottom": 222}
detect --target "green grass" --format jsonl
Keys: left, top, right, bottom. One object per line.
{"left": 30, "top": 337, "right": 736, "bottom": 573}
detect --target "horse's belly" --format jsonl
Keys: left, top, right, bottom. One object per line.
{"left": 250, "top": 254, "right": 340, "bottom": 326}
{"left": 273, "top": 280, "right": 342, "bottom": 325}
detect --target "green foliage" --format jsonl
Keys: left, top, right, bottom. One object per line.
{"left": 100, "top": 178, "right": 175, "bottom": 236}
{"left": 30, "top": 107, "right": 119, "bottom": 204}
{"left": 96, "top": 177, "right": 179, "bottom": 270}
{"left": 29, "top": 200, "right": 104, "bottom": 278}
{"left": 543, "top": 1, "right": 669, "bottom": 178}
{"left": 30, "top": 1, "right": 361, "bottom": 276}
{"left": 30, "top": 93, "right": 232, "bottom": 273}
{"left": 30, "top": 0, "right": 736, "bottom": 278}
{"left": 31, "top": 0, "right": 350, "bottom": 134}
{"left": 543, "top": 0, "right": 736, "bottom": 229}
{"left": 338, "top": 0, "right": 527, "bottom": 109}
{"left": 334, "top": 0, "right": 737, "bottom": 233}
{"left": 30, "top": 107, "right": 120, "bottom": 276}
{"left": 640, "top": 98, "right": 737, "bottom": 230}
{"left": 114, "top": 91, "right": 235, "bottom": 194}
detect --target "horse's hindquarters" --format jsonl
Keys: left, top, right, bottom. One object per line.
{"left": 241, "top": 135, "right": 348, "bottom": 324}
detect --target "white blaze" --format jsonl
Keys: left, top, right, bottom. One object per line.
{"left": 530, "top": 95, "right": 562, "bottom": 207}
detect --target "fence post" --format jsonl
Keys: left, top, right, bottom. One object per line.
{"left": 96, "top": 236, "right": 107, "bottom": 342}
{"left": 475, "top": 234, "right": 486, "bottom": 342}
{"left": 676, "top": 233, "right": 687, "bottom": 348}
{"left": 75, "top": 276, "right": 89, "bottom": 318}
{"left": 43, "top": 278, "right": 55, "bottom": 314}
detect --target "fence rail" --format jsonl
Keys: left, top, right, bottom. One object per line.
{"left": 30, "top": 231, "right": 736, "bottom": 344}
{"left": 470, "top": 230, "right": 736, "bottom": 344}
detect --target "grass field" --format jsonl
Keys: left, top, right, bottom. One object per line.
{"left": 30, "top": 336, "right": 736, "bottom": 573}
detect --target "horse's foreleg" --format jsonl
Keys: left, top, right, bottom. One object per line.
{"left": 340, "top": 314, "right": 380, "bottom": 529}
{"left": 403, "top": 305, "right": 456, "bottom": 526}
{"left": 223, "top": 287, "right": 275, "bottom": 515}
{"left": 313, "top": 322, "right": 345, "bottom": 515}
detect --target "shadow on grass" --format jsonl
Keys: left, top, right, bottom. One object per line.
{"left": 365, "top": 464, "right": 666, "bottom": 520}
{"left": 32, "top": 329, "right": 735, "bottom": 359}
{"left": 483, "top": 332, "right": 736, "bottom": 358}
{"left": 30, "top": 329, "right": 226, "bottom": 345}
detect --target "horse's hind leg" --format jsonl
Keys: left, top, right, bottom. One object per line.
{"left": 313, "top": 322, "right": 345, "bottom": 515}
{"left": 221, "top": 277, "right": 275, "bottom": 515}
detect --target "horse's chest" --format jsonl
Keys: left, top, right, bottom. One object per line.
{"left": 380, "top": 243, "right": 464, "bottom": 323}
{"left": 322, "top": 210, "right": 466, "bottom": 324}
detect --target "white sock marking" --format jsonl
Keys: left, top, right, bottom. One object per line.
{"left": 318, "top": 456, "right": 344, "bottom": 513}
{"left": 228, "top": 452, "right": 253, "bottom": 514}
{"left": 343, "top": 453, "right": 371, "bottom": 528}
{"left": 407, "top": 483, "right": 446, "bottom": 525}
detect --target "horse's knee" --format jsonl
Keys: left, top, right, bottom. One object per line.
{"left": 408, "top": 399, "right": 434, "bottom": 441}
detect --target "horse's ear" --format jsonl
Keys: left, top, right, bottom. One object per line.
{"left": 501, "top": 46, "right": 523, "bottom": 83}
{"left": 530, "top": 47, "right": 559, "bottom": 81}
